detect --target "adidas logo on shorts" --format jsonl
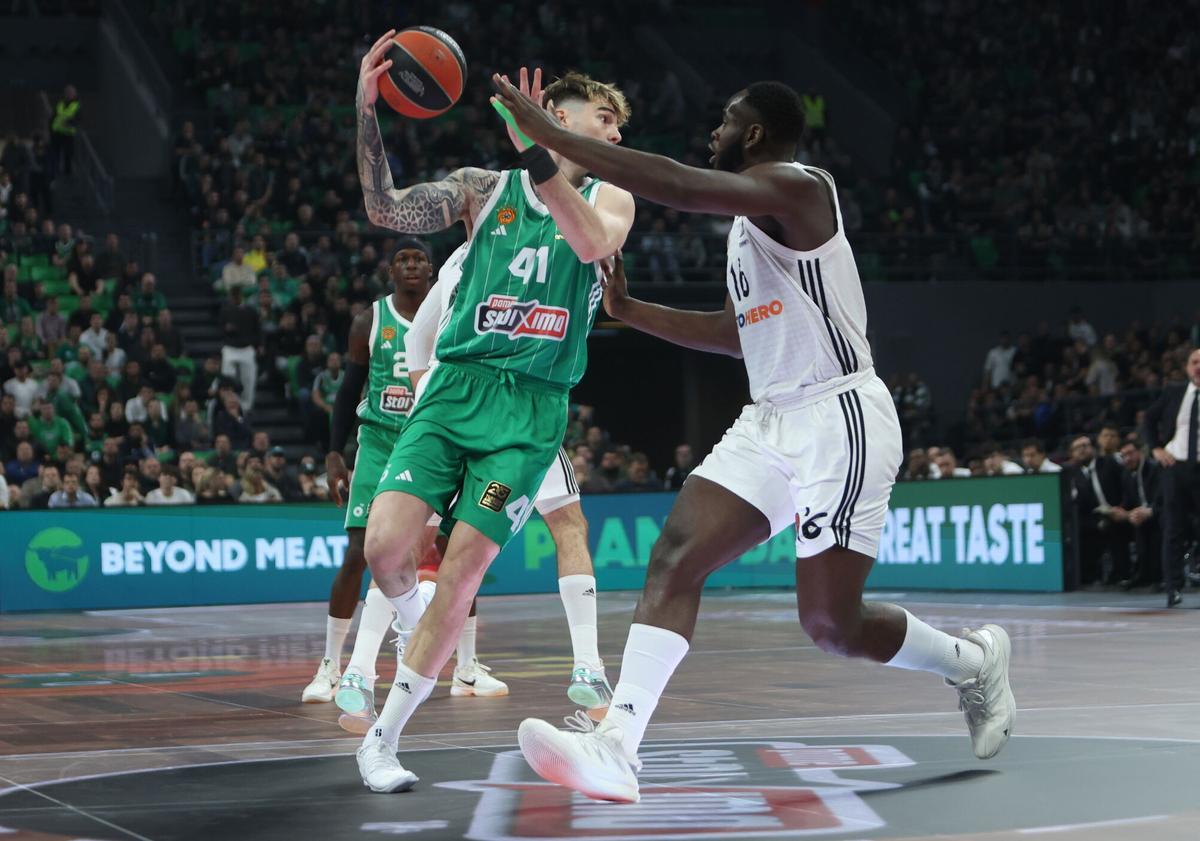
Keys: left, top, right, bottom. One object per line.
{"left": 582, "top": 587, "right": 596, "bottom": 597}
{"left": 396, "top": 681, "right": 412, "bottom": 694}
{"left": 615, "top": 702, "right": 635, "bottom": 715}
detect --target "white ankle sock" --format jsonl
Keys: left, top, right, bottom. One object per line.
{"left": 558, "top": 574, "right": 602, "bottom": 670}
{"left": 347, "top": 588, "right": 395, "bottom": 687}
{"left": 457, "top": 615, "right": 477, "bottom": 666}
{"left": 387, "top": 584, "right": 426, "bottom": 631}
{"left": 886, "top": 609, "right": 984, "bottom": 684}
{"left": 324, "top": 615, "right": 353, "bottom": 665}
{"left": 371, "top": 661, "right": 436, "bottom": 748}
{"left": 604, "top": 623, "right": 689, "bottom": 758}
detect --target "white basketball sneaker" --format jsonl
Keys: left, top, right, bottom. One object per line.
{"left": 451, "top": 659, "right": 509, "bottom": 697}
{"left": 357, "top": 734, "right": 418, "bottom": 793}
{"left": 300, "top": 657, "right": 339, "bottom": 703}
{"left": 950, "top": 624, "right": 1015, "bottom": 759}
{"left": 518, "top": 711, "right": 642, "bottom": 803}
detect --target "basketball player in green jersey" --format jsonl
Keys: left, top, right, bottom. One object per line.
{"left": 355, "top": 31, "right": 635, "bottom": 792}
{"left": 301, "top": 241, "right": 436, "bottom": 705}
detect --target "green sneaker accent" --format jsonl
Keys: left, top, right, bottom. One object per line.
{"left": 335, "top": 670, "right": 373, "bottom": 715}
{"left": 566, "top": 666, "right": 612, "bottom": 709}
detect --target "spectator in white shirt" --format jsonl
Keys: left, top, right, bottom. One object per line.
{"left": 145, "top": 465, "right": 195, "bottom": 506}
{"left": 79, "top": 312, "right": 110, "bottom": 358}
{"left": 983, "top": 445, "right": 1027, "bottom": 476}
{"left": 214, "top": 246, "right": 258, "bottom": 294}
{"left": 1021, "top": 440, "right": 1063, "bottom": 473}
{"left": 102, "top": 332, "right": 126, "bottom": 375}
{"left": 935, "top": 448, "right": 973, "bottom": 478}
{"left": 237, "top": 465, "right": 282, "bottom": 503}
{"left": 982, "top": 332, "right": 1017, "bottom": 389}
{"left": 125, "top": 385, "right": 166, "bottom": 425}
{"left": 3, "top": 359, "right": 39, "bottom": 418}
{"left": 1067, "top": 307, "right": 1098, "bottom": 347}
{"left": 0, "top": 472, "right": 9, "bottom": 509}
{"left": 104, "top": 469, "right": 145, "bottom": 507}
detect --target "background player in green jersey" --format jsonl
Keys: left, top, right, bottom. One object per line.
{"left": 300, "top": 241, "right": 434, "bottom": 705}
{"left": 353, "top": 29, "right": 635, "bottom": 793}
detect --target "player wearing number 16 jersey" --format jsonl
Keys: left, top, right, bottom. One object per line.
{"left": 495, "top": 74, "right": 1016, "bottom": 803}
{"left": 351, "top": 36, "right": 635, "bottom": 795}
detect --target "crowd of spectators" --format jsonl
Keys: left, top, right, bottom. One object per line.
{"left": 889, "top": 306, "right": 1200, "bottom": 590}
{"left": 831, "top": 0, "right": 1200, "bottom": 279}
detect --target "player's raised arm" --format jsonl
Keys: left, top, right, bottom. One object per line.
{"left": 602, "top": 252, "right": 741, "bottom": 358}
{"left": 492, "top": 72, "right": 810, "bottom": 219}
{"left": 326, "top": 307, "right": 373, "bottom": 505}
{"left": 356, "top": 31, "right": 498, "bottom": 233}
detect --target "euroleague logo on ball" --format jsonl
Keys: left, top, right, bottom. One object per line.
{"left": 399, "top": 70, "right": 425, "bottom": 96}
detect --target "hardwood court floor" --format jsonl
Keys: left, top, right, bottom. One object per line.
{"left": 1, "top": 589, "right": 1198, "bottom": 840}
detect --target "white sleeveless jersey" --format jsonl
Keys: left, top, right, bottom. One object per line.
{"left": 727, "top": 164, "right": 874, "bottom": 407}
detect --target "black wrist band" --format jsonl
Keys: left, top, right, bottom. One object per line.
{"left": 519, "top": 145, "right": 559, "bottom": 184}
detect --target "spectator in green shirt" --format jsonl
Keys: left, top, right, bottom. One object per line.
{"left": 134, "top": 273, "right": 168, "bottom": 318}
{"left": 2, "top": 278, "right": 31, "bottom": 322}
{"left": 30, "top": 401, "right": 73, "bottom": 452}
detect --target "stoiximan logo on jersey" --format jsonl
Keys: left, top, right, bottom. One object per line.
{"left": 25, "top": 527, "right": 89, "bottom": 592}
{"left": 475, "top": 294, "right": 570, "bottom": 340}
{"left": 380, "top": 384, "right": 414, "bottom": 414}
{"left": 438, "top": 739, "right": 914, "bottom": 839}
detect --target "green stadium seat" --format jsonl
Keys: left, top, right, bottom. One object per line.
{"left": 970, "top": 236, "right": 999, "bottom": 271}
{"left": 3, "top": 324, "right": 17, "bottom": 343}
{"left": 31, "top": 265, "right": 66, "bottom": 283}
{"left": 16, "top": 265, "right": 33, "bottom": 283}
{"left": 171, "top": 356, "right": 196, "bottom": 381}
{"left": 57, "top": 296, "right": 81, "bottom": 316}
{"left": 19, "top": 254, "right": 48, "bottom": 268}
{"left": 44, "top": 279, "right": 72, "bottom": 296}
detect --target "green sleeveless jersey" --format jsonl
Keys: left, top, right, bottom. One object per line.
{"left": 356, "top": 296, "right": 415, "bottom": 433}
{"left": 435, "top": 169, "right": 606, "bottom": 390}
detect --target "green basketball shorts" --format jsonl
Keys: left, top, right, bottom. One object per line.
{"left": 344, "top": 422, "right": 399, "bottom": 530}
{"left": 372, "top": 360, "right": 568, "bottom": 548}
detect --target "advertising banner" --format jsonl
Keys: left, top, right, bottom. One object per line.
{"left": 1, "top": 476, "right": 1064, "bottom": 612}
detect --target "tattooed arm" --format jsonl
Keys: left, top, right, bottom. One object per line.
{"left": 355, "top": 32, "right": 498, "bottom": 233}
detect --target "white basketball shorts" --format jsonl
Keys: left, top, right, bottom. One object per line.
{"left": 426, "top": 446, "right": 580, "bottom": 527}
{"left": 690, "top": 376, "right": 902, "bottom": 558}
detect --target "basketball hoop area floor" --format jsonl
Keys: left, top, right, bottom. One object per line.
{"left": 1, "top": 589, "right": 1198, "bottom": 841}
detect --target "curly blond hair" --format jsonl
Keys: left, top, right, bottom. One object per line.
{"left": 543, "top": 71, "right": 631, "bottom": 127}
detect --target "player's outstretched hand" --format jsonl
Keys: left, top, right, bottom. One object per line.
{"left": 325, "top": 451, "right": 351, "bottom": 507}
{"left": 491, "top": 67, "right": 562, "bottom": 148}
{"left": 600, "top": 250, "right": 630, "bottom": 318}
{"left": 357, "top": 29, "right": 396, "bottom": 112}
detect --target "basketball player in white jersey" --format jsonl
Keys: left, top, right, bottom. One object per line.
{"left": 495, "top": 75, "right": 1016, "bottom": 802}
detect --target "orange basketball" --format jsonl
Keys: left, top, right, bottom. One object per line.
{"left": 378, "top": 26, "right": 466, "bottom": 119}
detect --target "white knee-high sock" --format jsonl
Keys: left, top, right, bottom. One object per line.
{"left": 347, "top": 588, "right": 395, "bottom": 687}
{"left": 886, "top": 609, "right": 984, "bottom": 684}
{"left": 558, "top": 574, "right": 602, "bottom": 670}
{"left": 324, "top": 615, "right": 353, "bottom": 666}
{"left": 456, "top": 615, "right": 477, "bottom": 666}
{"left": 603, "top": 623, "right": 689, "bottom": 759}
{"left": 368, "top": 661, "right": 436, "bottom": 748}
{"left": 387, "top": 584, "right": 425, "bottom": 631}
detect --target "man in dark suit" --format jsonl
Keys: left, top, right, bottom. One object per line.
{"left": 1064, "top": 434, "right": 1129, "bottom": 586}
{"left": 1116, "top": 437, "right": 1162, "bottom": 589}
{"left": 1141, "top": 348, "right": 1200, "bottom": 607}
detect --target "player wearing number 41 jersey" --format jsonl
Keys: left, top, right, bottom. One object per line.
{"left": 351, "top": 31, "right": 635, "bottom": 795}
{"left": 496, "top": 73, "right": 1016, "bottom": 804}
